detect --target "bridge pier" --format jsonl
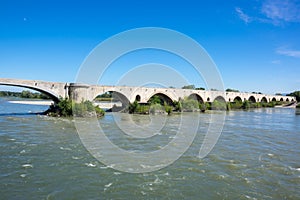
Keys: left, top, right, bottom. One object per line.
{"left": 68, "top": 83, "right": 90, "bottom": 102}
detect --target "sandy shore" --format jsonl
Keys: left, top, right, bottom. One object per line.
{"left": 8, "top": 100, "right": 54, "bottom": 106}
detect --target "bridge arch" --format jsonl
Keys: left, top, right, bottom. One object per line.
{"left": 248, "top": 96, "right": 256, "bottom": 103}
{"left": 261, "top": 97, "right": 268, "bottom": 103}
{"left": 212, "top": 96, "right": 226, "bottom": 110}
{"left": 0, "top": 83, "right": 61, "bottom": 103}
{"left": 233, "top": 96, "right": 242, "bottom": 102}
{"left": 271, "top": 97, "right": 276, "bottom": 102}
{"left": 93, "top": 90, "right": 130, "bottom": 111}
{"left": 147, "top": 93, "right": 174, "bottom": 105}
{"left": 188, "top": 93, "right": 204, "bottom": 103}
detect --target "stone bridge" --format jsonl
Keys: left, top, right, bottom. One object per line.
{"left": 0, "top": 78, "right": 296, "bottom": 106}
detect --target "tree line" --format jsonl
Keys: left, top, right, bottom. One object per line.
{"left": 0, "top": 90, "right": 50, "bottom": 99}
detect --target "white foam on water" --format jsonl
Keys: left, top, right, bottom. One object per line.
{"left": 104, "top": 182, "right": 113, "bottom": 192}
{"left": 100, "top": 164, "right": 115, "bottom": 169}
{"left": 22, "top": 164, "right": 33, "bottom": 168}
{"left": 153, "top": 175, "right": 163, "bottom": 184}
{"left": 288, "top": 166, "right": 300, "bottom": 171}
{"left": 59, "top": 147, "right": 72, "bottom": 151}
{"left": 20, "top": 150, "right": 26, "bottom": 154}
{"left": 84, "top": 163, "right": 96, "bottom": 167}
{"left": 20, "top": 174, "right": 27, "bottom": 178}
{"left": 163, "top": 172, "right": 169, "bottom": 176}
{"left": 105, "top": 182, "right": 113, "bottom": 188}
{"left": 244, "top": 195, "right": 257, "bottom": 200}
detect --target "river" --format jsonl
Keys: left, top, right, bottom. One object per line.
{"left": 0, "top": 98, "right": 299, "bottom": 199}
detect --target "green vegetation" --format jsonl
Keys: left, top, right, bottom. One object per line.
{"left": 287, "top": 91, "right": 300, "bottom": 102}
{"left": 182, "top": 85, "right": 195, "bottom": 90}
{"left": 173, "top": 100, "right": 182, "bottom": 112}
{"left": 128, "top": 96, "right": 203, "bottom": 115}
{"left": 180, "top": 97, "right": 199, "bottom": 111}
{"left": 226, "top": 88, "right": 240, "bottom": 92}
{"left": 127, "top": 96, "right": 291, "bottom": 115}
{"left": 122, "top": 90, "right": 299, "bottom": 115}
{"left": 148, "top": 95, "right": 162, "bottom": 105}
{"left": 149, "top": 103, "right": 164, "bottom": 114}
{"left": 226, "top": 100, "right": 284, "bottom": 110}
{"left": 45, "top": 98, "right": 105, "bottom": 117}
{"left": 0, "top": 90, "right": 50, "bottom": 99}
{"left": 128, "top": 101, "right": 150, "bottom": 114}
{"left": 211, "top": 99, "right": 227, "bottom": 110}
{"left": 94, "top": 92, "right": 113, "bottom": 101}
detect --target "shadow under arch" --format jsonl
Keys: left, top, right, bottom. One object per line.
{"left": 261, "top": 97, "right": 268, "bottom": 103}
{"left": 233, "top": 96, "right": 242, "bottom": 102}
{"left": 188, "top": 93, "right": 204, "bottom": 103}
{"left": 248, "top": 96, "right": 256, "bottom": 103}
{"left": 147, "top": 93, "right": 174, "bottom": 106}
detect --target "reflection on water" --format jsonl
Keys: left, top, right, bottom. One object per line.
{"left": 0, "top": 99, "right": 300, "bottom": 199}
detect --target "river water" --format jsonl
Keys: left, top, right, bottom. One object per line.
{"left": 0, "top": 98, "right": 299, "bottom": 199}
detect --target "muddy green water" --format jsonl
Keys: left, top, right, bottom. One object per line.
{"left": 0, "top": 98, "right": 299, "bottom": 199}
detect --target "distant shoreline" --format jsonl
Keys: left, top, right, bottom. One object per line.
{"left": 8, "top": 100, "right": 54, "bottom": 106}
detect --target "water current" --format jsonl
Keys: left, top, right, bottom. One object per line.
{"left": 0, "top": 98, "right": 299, "bottom": 199}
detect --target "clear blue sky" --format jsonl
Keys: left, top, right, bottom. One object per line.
{"left": 0, "top": 0, "right": 299, "bottom": 94}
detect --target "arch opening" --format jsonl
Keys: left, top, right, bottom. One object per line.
{"left": 233, "top": 96, "right": 242, "bottom": 102}
{"left": 229, "top": 96, "right": 243, "bottom": 109}
{"left": 261, "top": 97, "right": 268, "bottom": 103}
{"left": 94, "top": 91, "right": 129, "bottom": 112}
{"left": 280, "top": 98, "right": 284, "bottom": 102}
{"left": 135, "top": 95, "right": 141, "bottom": 102}
{"left": 286, "top": 98, "right": 290, "bottom": 102}
{"left": 212, "top": 96, "right": 226, "bottom": 110}
{"left": 148, "top": 93, "right": 174, "bottom": 106}
{"left": 188, "top": 93, "right": 204, "bottom": 104}
{"left": 248, "top": 96, "right": 256, "bottom": 103}
{"left": 271, "top": 97, "right": 276, "bottom": 102}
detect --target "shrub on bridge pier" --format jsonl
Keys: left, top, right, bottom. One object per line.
{"left": 180, "top": 97, "right": 199, "bottom": 112}
{"left": 211, "top": 100, "right": 227, "bottom": 110}
{"left": 45, "top": 98, "right": 105, "bottom": 117}
{"left": 128, "top": 101, "right": 150, "bottom": 114}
